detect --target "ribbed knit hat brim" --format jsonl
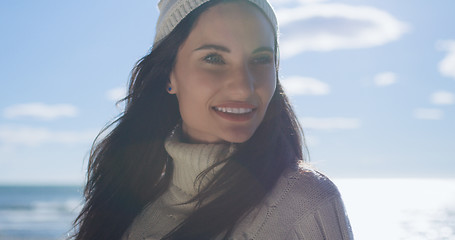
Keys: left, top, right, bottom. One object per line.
{"left": 154, "top": 0, "right": 277, "bottom": 45}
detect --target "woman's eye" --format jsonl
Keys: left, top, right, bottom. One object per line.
{"left": 252, "top": 55, "right": 273, "bottom": 65}
{"left": 203, "top": 53, "right": 225, "bottom": 65}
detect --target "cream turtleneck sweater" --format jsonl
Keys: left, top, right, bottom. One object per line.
{"left": 123, "top": 132, "right": 353, "bottom": 240}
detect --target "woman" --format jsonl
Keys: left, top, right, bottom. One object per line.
{"left": 72, "top": 0, "right": 353, "bottom": 239}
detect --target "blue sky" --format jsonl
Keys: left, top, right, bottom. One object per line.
{"left": 0, "top": 0, "right": 454, "bottom": 184}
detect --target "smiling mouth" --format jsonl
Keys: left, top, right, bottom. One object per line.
{"left": 213, "top": 107, "right": 254, "bottom": 114}
{"left": 212, "top": 105, "right": 256, "bottom": 122}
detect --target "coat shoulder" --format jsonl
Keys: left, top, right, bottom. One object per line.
{"left": 230, "top": 168, "right": 348, "bottom": 239}
{"left": 257, "top": 167, "right": 344, "bottom": 222}
{"left": 278, "top": 167, "right": 341, "bottom": 206}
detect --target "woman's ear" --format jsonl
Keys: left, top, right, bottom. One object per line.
{"left": 167, "top": 71, "right": 177, "bottom": 94}
{"left": 167, "top": 84, "right": 175, "bottom": 94}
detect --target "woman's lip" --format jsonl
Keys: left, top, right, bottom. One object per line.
{"left": 211, "top": 102, "right": 257, "bottom": 122}
{"left": 213, "top": 102, "right": 257, "bottom": 109}
{"left": 212, "top": 107, "right": 256, "bottom": 122}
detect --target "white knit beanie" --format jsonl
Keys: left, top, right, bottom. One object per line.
{"left": 154, "top": 0, "right": 278, "bottom": 45}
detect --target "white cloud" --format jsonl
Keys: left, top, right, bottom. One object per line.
{"left": 0, "top": 125, "right": 96, "bottom": 147}
{"left": 3, "top": 103, "right": 78, "bottom": 121}
{"left": 300, "top": 117, "right": 361, "bottom": 130}
{"left": 437, "top": 40, "right": 455, "bottom": 80}
{"left": 106, "top": 87, "right": 127, "bottom": 102}
{"left": 413, "top": 108, "right": 443, "bottom": 120}
{"left": 281, "top": 76, "right": 330, "bottom": 95}
{"left": 374, "top": 72, "right": 397, "bottom": 87}
{"left": 276, "top": 3, "right": 409, "bottom": 58}
{"left": 430, "top": 91, "right": 454, "bottom": 105}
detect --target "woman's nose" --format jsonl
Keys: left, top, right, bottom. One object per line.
{"left": 226, "top": 65, "right": 255, "bottom": 99}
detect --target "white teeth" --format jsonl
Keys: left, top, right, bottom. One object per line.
{"left": 214, "top": 107, "right": 253, "bottom": 114}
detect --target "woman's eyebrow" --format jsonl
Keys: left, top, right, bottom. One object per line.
{"left": 194, "top": 44, "right": 231, "bottom": 53}
{"left": 193, "top": 44, "right": 273, "bottom": 54}
{"left": 253, "top": 46, "right": 274, "bottom": 54}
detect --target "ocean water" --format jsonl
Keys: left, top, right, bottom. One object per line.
{"left": 0, "top": 179, "right": 454, "bottom": 240}
{"left": 0, "top": 185, "right": 82, "bottom": 240}
{"left": 336, "top": 179, "right": 455, "bottom": 240}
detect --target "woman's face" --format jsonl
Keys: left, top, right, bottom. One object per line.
{"left": 169, "top": 2, "right": 276, "bottom": 143}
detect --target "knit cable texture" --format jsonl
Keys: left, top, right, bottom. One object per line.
{"left": 122, "top": 134, "right": 354, "bottom": 240}
{"left": 154, "top": 0, "right": 278, "bottom": 45}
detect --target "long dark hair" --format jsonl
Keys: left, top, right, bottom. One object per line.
{"left": 72, "top": 0, "right": 306, "bottom": 239}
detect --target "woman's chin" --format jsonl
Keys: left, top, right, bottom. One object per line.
{"left": 221, "top": 131, "right": 255, "bottom": 144}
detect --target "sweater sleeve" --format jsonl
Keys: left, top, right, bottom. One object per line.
{"left": 285, "top": 194, "right": 353, "bottom": 240}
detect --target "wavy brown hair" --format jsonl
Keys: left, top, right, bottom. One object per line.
{"left": 71, "top": 1, "right": 306, "bottom": 239}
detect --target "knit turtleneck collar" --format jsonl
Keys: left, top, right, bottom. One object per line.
{"left": 164, "top": 128, "right": 234, "bottom": 197}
